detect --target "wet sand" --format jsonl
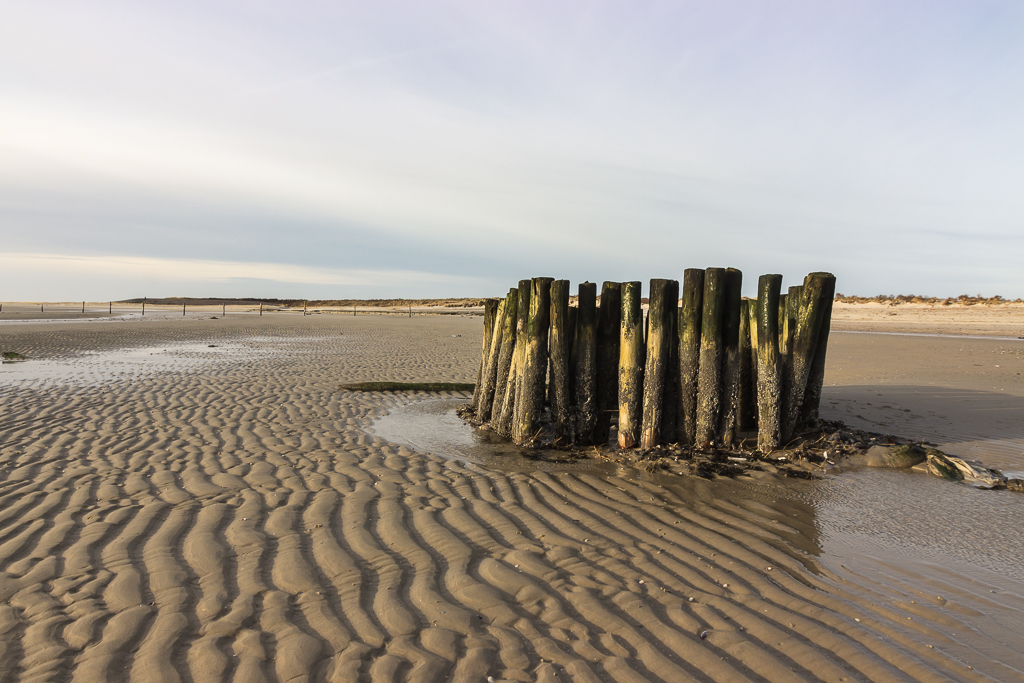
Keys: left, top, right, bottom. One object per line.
{"left": 1, "top": 314, "right": 1022, "bottom": 682}
{"left": 822, "top": 331, "right": 1024, "bottom": 476}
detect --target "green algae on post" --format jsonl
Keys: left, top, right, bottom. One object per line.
{"left": 572, "top": 282, "right": 598, "bottom": 443}
{"left": 640, "top": 278, "right": 677, "bottom": 449}
{"left": 696, "top": 267, "right": 726, "bottom": 447}
{"left": 593, "top": 281, "right": 622, "bottom": 445}
{"left": 676, "top": 268, "right": 704, "bottom": 446}
{"left": 548, "top": 279, "right": 573, "bottom": 439}
{"left": 617, "top": 281, "right": 645, "bottom": 449}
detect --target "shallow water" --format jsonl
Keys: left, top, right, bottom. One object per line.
{"left": 372, "top": 397, "right": 620, "bottom": 474}
{"left": 0, "top": 342, "right": 252, "bottom": 387}
{"left": 375, "top": 398, "right": 1024, "bottom": 585}
{"left": 0, "top": 336, "right": 326, "bottom": 388}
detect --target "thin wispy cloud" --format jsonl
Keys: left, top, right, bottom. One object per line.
{"left": 1, "top": 1, "right": 1022, "bottom": 299}
{"left": 0, "top": 252, "right": 482, "bottom": 301}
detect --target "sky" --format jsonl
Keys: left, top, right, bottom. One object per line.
{"left": 2, "top": 1, "right": 1023, "bottom": 300}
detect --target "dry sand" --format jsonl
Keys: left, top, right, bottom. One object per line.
{"left": 832, "top": 301, "right": 1024, "bottom": 338}
{"left": 1, "top": 313, "right": 1022, "bottom": 682}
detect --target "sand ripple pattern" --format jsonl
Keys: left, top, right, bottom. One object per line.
{"left": 0, "top": 317, "right": 1019, "bottom": 682}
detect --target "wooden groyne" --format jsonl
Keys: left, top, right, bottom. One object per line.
{"left": 466, "top": 270, "right": 837, "bottom": 451}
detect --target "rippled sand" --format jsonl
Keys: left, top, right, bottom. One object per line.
{"left": 1, "top": 315, "right": 1021, "bottom": 682}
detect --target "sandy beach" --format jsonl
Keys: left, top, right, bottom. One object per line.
{"left": 831, "top": 300, "right": 1024, "bottom": 338}
{"left": 1, "top": 311, "right": 1022, "bottom": 682}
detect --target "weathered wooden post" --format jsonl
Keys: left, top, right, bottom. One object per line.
{"left": 82, "top": 301, "right": 85, "bottom": 313}
{"left": 717, "top": 268, "right": 743, "bottom": 446}
{"left": 695, "top": 268, "right": 725, "bottom": 447}
{"left": 489, "top": 289, "right": 519, "bottom": 427}
{"left": 775, "top": 285, "right": 799, "bottom": 438}
{"left": 738, "top": 298, "right": 757, "bottom": 432}
{"left": 757, "top": 274, "right": 783, "bottom": 452}
{"left": 473, "top": 299, "right": 500, "bottom": 409}
{"left": 660, "top": 286, "right": 681, "bottom": 444}
{"left": 494, "top": 280, "right": 531, "bottom": 437}
{"left": 548, "top": 281, "right": 572, "bottom": 438}
{"left": 562, "top": 304, "right": 577, "bottom": 403}
{"left": 513, "top": 277, "right": 553, "bottom": 445}
{"left": 593, "top": 282, "right": 621, "bottom": 445}
{"left": 780, "top": 276, "right": 830, "bottom": 442}
{"left": 183, "top": 303, "right": 186, "bottom": 316}
{"left": 141, "top": 301, "right": 145, "bottom": 316}
{"left": 783, "top": 286, "right": 800, "bottom": 361}
{"left": 260, "top": 302, "right": 263, "bottom": 316}
{"left": 800, "top": 272, "right": 836, "bottom": 426}
{"left": 472, "top": 298, "right": 501, "bottom": 412}
{"left": 573, "top": 283, "right": 598, "bottom": 442}
{"left": 749, "top": 301, "right": 757, "bottom": 362}
{"left": 640, "top": 278, "right": 677, "bottom": 448}
{"left": 777, "top": 294, "right": 788, "bottom": 357}
{"left": 617, "top": 281, "right": 644, "bottom": 448}
{"left": 474, "top": 295, "right": 510, "bottom": 424}
{"left": 676, "top": 269, "right": 704, "bottom": 445}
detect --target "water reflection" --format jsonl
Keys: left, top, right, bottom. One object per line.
{"left": 372, "top": 397, "right": 826, "bottom": 565}
{"left": 374, "top": 397, "right": 1024, "bottom": 587}
{"left": 372, "top": 397, "right": 621, "bottom": 474}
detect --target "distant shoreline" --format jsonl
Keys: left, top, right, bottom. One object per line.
{"left": 4, "top": 296, "right": 1024, "bottom": 336}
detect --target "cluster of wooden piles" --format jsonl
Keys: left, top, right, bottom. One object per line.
{"left": 469, "top": 271, "right": 836, "bottom": 452}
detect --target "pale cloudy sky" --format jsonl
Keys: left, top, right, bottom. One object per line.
{"left": 2, "top": 1, "right": 1022, "bottom": 300}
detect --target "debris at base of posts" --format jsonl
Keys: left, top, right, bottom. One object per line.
{"left": 456, "top": 408, "right": 1022, "bottom": 492}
